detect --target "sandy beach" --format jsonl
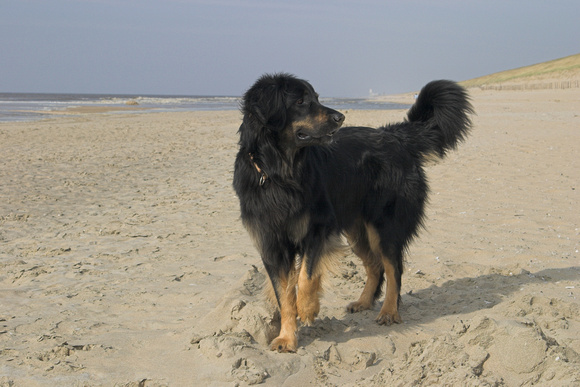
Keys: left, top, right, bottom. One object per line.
{"left": 1, "top": 86, "right": 579, "bottom": 386}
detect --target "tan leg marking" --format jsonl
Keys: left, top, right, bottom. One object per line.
{"left": 345, "top": 222, "right": 381, "bottom": 313}
{"left": 270, "top": 270, "right": 298, "bottom": 352}
{"left": 376, "top": 257, "right": 402, "bottom": 325}
{"left": 361, "top": 223, "right": 402, "bottom": 325}
{"left": 346, "top": 262, "right": 381, "bottom": 312}
{"left": 296, "top": 259, "right": 321, "bottom": 326}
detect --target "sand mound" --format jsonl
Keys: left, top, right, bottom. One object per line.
{"left": 365, "top": 313, "right": 580, "bottom": 386}
{"left": 192, "top": 265, "right": 279, "bottom": 347}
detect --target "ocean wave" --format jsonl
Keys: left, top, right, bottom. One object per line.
{"left": 0, "top": 93, "right": 410, "bottom": 122}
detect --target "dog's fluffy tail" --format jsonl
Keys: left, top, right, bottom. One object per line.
{"left": 404, "top": 80, "right": 474, "bottom": 159}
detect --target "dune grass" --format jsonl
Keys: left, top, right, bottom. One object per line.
{"left": 460, "top": 53, "right": 580, "bottom": 88}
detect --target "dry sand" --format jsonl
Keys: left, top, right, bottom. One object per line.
{"left": 1, "top": 86, "right": 579, "bottom": 386}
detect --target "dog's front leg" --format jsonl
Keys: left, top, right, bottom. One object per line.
{"left": 267, "top": 268, "right": 299, "bottom": 352}
{"left": 296, "top": 258, "right": 321, "bottom": 325}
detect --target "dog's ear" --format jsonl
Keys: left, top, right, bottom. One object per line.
{"left": 260, "top": 84, "right": 287, "bottom": 131}
{"left": 243, "top": 79, "right": 288, "bottom": 132}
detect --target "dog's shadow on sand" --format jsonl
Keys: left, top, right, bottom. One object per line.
{"left": 297, "top": 266, "right": 580, "bottom": 347}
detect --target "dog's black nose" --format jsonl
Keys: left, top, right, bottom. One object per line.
{"left": 333, "top": 113, "right": 345, "bottom": 124}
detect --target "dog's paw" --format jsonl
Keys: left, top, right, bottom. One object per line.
{"left": 375, "top": 311, "right": 402, "bottom": 325}
{"left": 270, "top": 335, "right": 297, "bottom": 353}
{"left": 297, "top": 299, "right": 319, "bottom": 326}
{"left": 346, "top": 300, "right": 372, "bottom": 313}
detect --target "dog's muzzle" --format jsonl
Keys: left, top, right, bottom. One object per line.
{"left": 332, "top": 112, "right": 345, "bottom": 126}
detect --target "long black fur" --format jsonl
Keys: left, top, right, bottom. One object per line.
{"left": 233, "top": 73, "right": 473, "bottom": 350}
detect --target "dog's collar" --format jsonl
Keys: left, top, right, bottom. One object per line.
{"left": 249, "top": 153, "right": 268, "bottom": 186}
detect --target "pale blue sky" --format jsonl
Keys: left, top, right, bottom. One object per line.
{"left": 1, "top": 0, "right": 578, "bottom": 97}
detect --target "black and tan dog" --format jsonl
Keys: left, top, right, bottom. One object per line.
{"left": 233, "top": 73, "right": 473, "bottom": 352}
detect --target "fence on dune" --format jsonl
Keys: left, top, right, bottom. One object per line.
{"left": 477, "top": 80, "right": 580, "bottom": 91}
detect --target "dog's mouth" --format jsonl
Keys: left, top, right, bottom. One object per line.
{"left": 297, "top": 132, "right": 311, "bottom": 141}
{"left": 297, "top": 128, "right": 339, "bottom": 142}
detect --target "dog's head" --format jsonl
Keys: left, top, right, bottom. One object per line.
{"left": 241, "top": 73, "right": 345, "bottom": 148}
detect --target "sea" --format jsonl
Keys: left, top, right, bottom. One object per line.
{"left": 0, "top": 92, "right": 411, "bottom": 122}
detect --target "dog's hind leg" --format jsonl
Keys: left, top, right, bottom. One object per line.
{"left": 350, "top": 223, "right": 402, "bottom": 324}
{"left": 376, "top": 245, "right": 403, "bottom": 325}
{"left": 346, "top": 261, "right": 383, "bottom": 313}
{"left": 345, "top": 222, "right": 385, "bottom": 313}
{"left": 346, "top": 222, "right": 384, "bottom": 313}
{"left": 267, "top": 265, "right": 299, "bottom": 352}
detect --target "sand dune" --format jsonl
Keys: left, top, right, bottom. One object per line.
{"left": 460, "top": 53, "right": 580, "bottom": 89}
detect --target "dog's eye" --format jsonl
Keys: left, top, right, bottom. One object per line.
{"left": 296, "top": 99, "right": 304, "bottom": 105}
